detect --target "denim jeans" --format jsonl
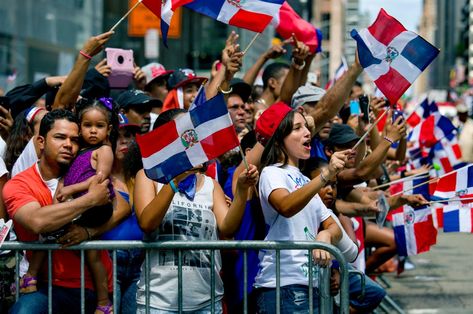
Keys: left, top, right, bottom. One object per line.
{"left": 255, "top": 285, "right": 320, "bottom": 314}
{"left": 136, "top": 301, "right": 223, "bottom": 314}
{"left": 113, "top": 249, "right": 144, "bottom": 314}
{"left": 348, "top": 267, "right": 386, "bottom": 311}
{"left": 9, "top": 286, "right": 97, "bottom": 314}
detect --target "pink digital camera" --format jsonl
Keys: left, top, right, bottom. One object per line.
{"left": 105, "top": 48, "right": 134, "bottom": 89}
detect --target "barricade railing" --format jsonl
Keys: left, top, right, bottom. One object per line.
{"left": 1, "top": 240, "right": 349, "bottom": 314}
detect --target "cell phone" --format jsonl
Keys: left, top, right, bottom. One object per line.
{"left": 349, "top": 99, "right": 360, "bottom": 116}
{"left": 392, "top": 109, "right": 404, "bottom": 124}
{"left": 105, "top": 48, "right": 134, "bottom": 89}
{"left": 0, "top": 96, "right": 10, "bottom": 110}
{"left": 359, "top": 95, "right": 369, "bottom": 122}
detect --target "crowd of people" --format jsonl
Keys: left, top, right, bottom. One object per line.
{"left": 0, "top": 27, "right": 471, "bottom": 314}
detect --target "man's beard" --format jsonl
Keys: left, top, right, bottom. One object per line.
{"left": 58, "top": 161, "right": 71, "bottom": 176}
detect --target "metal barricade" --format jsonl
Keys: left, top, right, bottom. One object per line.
{"left": 2, "top": 240, "right": 349, "bottom": 314}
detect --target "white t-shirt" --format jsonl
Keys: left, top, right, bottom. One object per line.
{"left": 255, "top": 164, "right": 331, "bottom": 288}
{"left": 12, "top": 138, "right": 38, "bottom": 178}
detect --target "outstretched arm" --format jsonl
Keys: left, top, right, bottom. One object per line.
{"left": 53, "top": 31, "right": 113, "bottom": 110}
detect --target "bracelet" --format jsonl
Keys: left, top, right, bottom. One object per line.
{"left": 383, "top": 136, "right": 394, "bottom": 145}
{"left": 291, "top": 57, "right": 306, "bottom": 70}
{"left": 218, "top": 86, "right": 233, "bottom": 95}
{"left": 169, "top": 180, "right": 179, "bottom": 193}
{"left": 79, "top": 50, "right": 92, "bottom": 60}
{"left": 320, "top": 170, "right": 329, "bottom": 185}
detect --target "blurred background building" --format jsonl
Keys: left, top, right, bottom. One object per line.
{"left": 0, "top": 0, "right": 470, "bottom": 97}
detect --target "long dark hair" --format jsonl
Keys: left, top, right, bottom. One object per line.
{"left": 260, "top": 110, "right": 296, "bottom": 169}
{"left": 4, "top": 110, "right": 34, "bottom": 172}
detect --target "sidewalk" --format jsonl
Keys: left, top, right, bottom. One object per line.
{"left": 382, "top": 232, "right": 473, "bottom": 313}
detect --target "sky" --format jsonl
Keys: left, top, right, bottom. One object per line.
{"left": 360, "top": 0, "right": 423, "bottom": 31}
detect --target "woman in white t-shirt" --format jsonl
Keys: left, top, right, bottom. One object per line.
{"left": 133, "top": 109, "right": 259, "bottom": 314}
{"left": 254, "top": 103, "right": 349, "bottom": 313}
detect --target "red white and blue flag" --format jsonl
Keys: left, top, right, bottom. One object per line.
{"left": 158, "top": 0, "right": 285, "bottom": 46}
{"left": 276, "top": 2, "right": 322, "bottom": 54}
{"left": 443, "top": 203, "right": 473, "bottom": 233}
{"left": 325, "top": 57, "right": 348, "bottom": 90}
{"left": 407, "top": 112, "right": 456, "bottom": 148}
{"left": 406, "top": 97, "right": 439, "bottom": 128}
{"left": 136, "top": 93, "right": 239, "bottom": 183}
{"left": 433, "top": 164, "right": 473, "bottom": 201}
{"left": 351, "top": 9, "right": 439, "bottom": 104}
{"left": 430, "top": 132, "right": 464, "bottom": 175}
{"left": 392, "top": 204, "right": 438, "bottom": 256}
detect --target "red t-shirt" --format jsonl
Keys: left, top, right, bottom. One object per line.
{"left": 3, "top": 165, "right": 112, "bottom": 290}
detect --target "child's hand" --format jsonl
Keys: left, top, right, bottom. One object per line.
{"left": 56, "top": 186, "right": 74, "bottom": 203}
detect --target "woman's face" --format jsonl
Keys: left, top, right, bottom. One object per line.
{"left": 283, "top": 112, "right": 311, "bottom": 166}
{"left": 115, "top": 128, "right": 135, "bottom": 161}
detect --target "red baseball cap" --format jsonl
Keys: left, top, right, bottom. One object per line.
{"left": 255, "top": 101, "right": 292, "bottom": 146}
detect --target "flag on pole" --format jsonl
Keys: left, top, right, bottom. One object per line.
{"left": 429, "top": 132, "right": 464, "bottom": 175}
{"left": 392, "top": 205, "right": 437, "bottom": 256}
{"left": 406, "top": 98, "right": 439, "bottom": 128}
{"left": 407, "top": 112, "right": 456, "bottom": 148}
{"left": 137, "top": 93, "right": 239, "bottom": 183}
{"left": 433, "top": 164, "right": 473, "bottom": 200}
{"left": 443, "top": 203, "right": 473, "bottom": 233}
{"left": 158, "top": 0, "right": 285, "bottom": 46}
{"left": 276, "top": 2, "right": 322, "bottom": 53}
{"left": 350, "top": 9, "right": 439, "bottom": 104}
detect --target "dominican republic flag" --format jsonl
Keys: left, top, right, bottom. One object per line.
{"left": 433, "top": 164, "right": 473, "bottom": 201}
{"left": 136, "top": 93, "right": 239, "bottom": 183}
{"left": 157, "top": 0, "right": 285, "bottom": 46}
{"left": 325, "top": 57, "right": 348, "bottom": 90}
{"left": 276, "top": 2, "right": 322, "bottom": 54}
{"left": 350, "top": 9, "right": 439, "bottom": 104}
{"left": 392, "top": 205, "right": 437, "bottom": 256}
{"left": 406, "top": 98, "right": 439, "bottom": 128}
{"left": 407, "top": 112, "right": 456, "bottom": 148}
{"left": 429, "top": 132, "right": 464, "bottom": 175}
{"left": 443, "top": 203, "right": 473, "bottom": 233}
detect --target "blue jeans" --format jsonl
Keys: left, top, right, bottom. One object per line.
{"left": 9, "top": 286, "right": 97, "bottom": 314}
{"left": 348, "top": 268, "right": 386, "bottom": 311}
{"left": 113, "top": 249, "right": 144, "bottom": 314}
{"left": 255, "top": 285, "right": 320, "bottom": 314}
{"left": 136, "top": 301, "right": 223, "bottom": 314}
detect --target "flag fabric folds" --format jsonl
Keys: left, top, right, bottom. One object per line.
{"left": 443, "top": 203, "right": 473, "bottom": 233}
{"left": 392, "top": 205, "right": 438, "bottom": 256}
{"left": 407, "top": 112, "right": 456, "bottom": 148}
{"left": 350, "top": 9, "right": 439, "bottom": 104}
{"left": 276, "top": 2, "right": 322, "bottom": 53}
{"left": 406, "top": 98, "right": 439, "bottom": 128}
{"left": 137, "top": 93, "right": 239, "bottom": 184}
{"left": 159, "top": 0, "right": 285, "bottom": 46}
{"left": 433, "top": 164, "right": 473, "bottom": 200}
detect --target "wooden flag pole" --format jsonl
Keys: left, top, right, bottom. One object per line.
{"left": 242, "top": 33, "right": 260, "bottom": 55}
{"left": 352, "top": 108, "right": 390, "bottom": 150}
{"left": 372, "top": 172, "right": 430, "bottom": 190}
{"left": 392, "top": 167, "right": 464, "bottom": 197}
{"left": 110, "top": 0, "right": 143, "bottom": 32}
{"left": 426, "top": 197, "right": 473, "bottom": 205}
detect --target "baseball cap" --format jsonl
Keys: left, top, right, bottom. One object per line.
{"left": 326, "top": 123, "right": 360, "bottom": 147}
{"left": 80, "top": 68, "right": 111, "bottom": 99}
{"left": 116, "top": 89, "right": 161, "bottom": 110}
{"left": 142, "top": 62, "right": 173, "bottom": 87}
{"left": 255, "top": 101, "right": 292, "bottom": 146}
{"left": 118, "top": 113, "right": 140, "bottom": 133}
{"left": 167, "top": 69, "right": 207, "bottom": 90}
{"left": 229, "top": 78, "right": 252, "bottom": 103}
{"left": 291, "top": 84, "right": 326, "bottom": 109}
